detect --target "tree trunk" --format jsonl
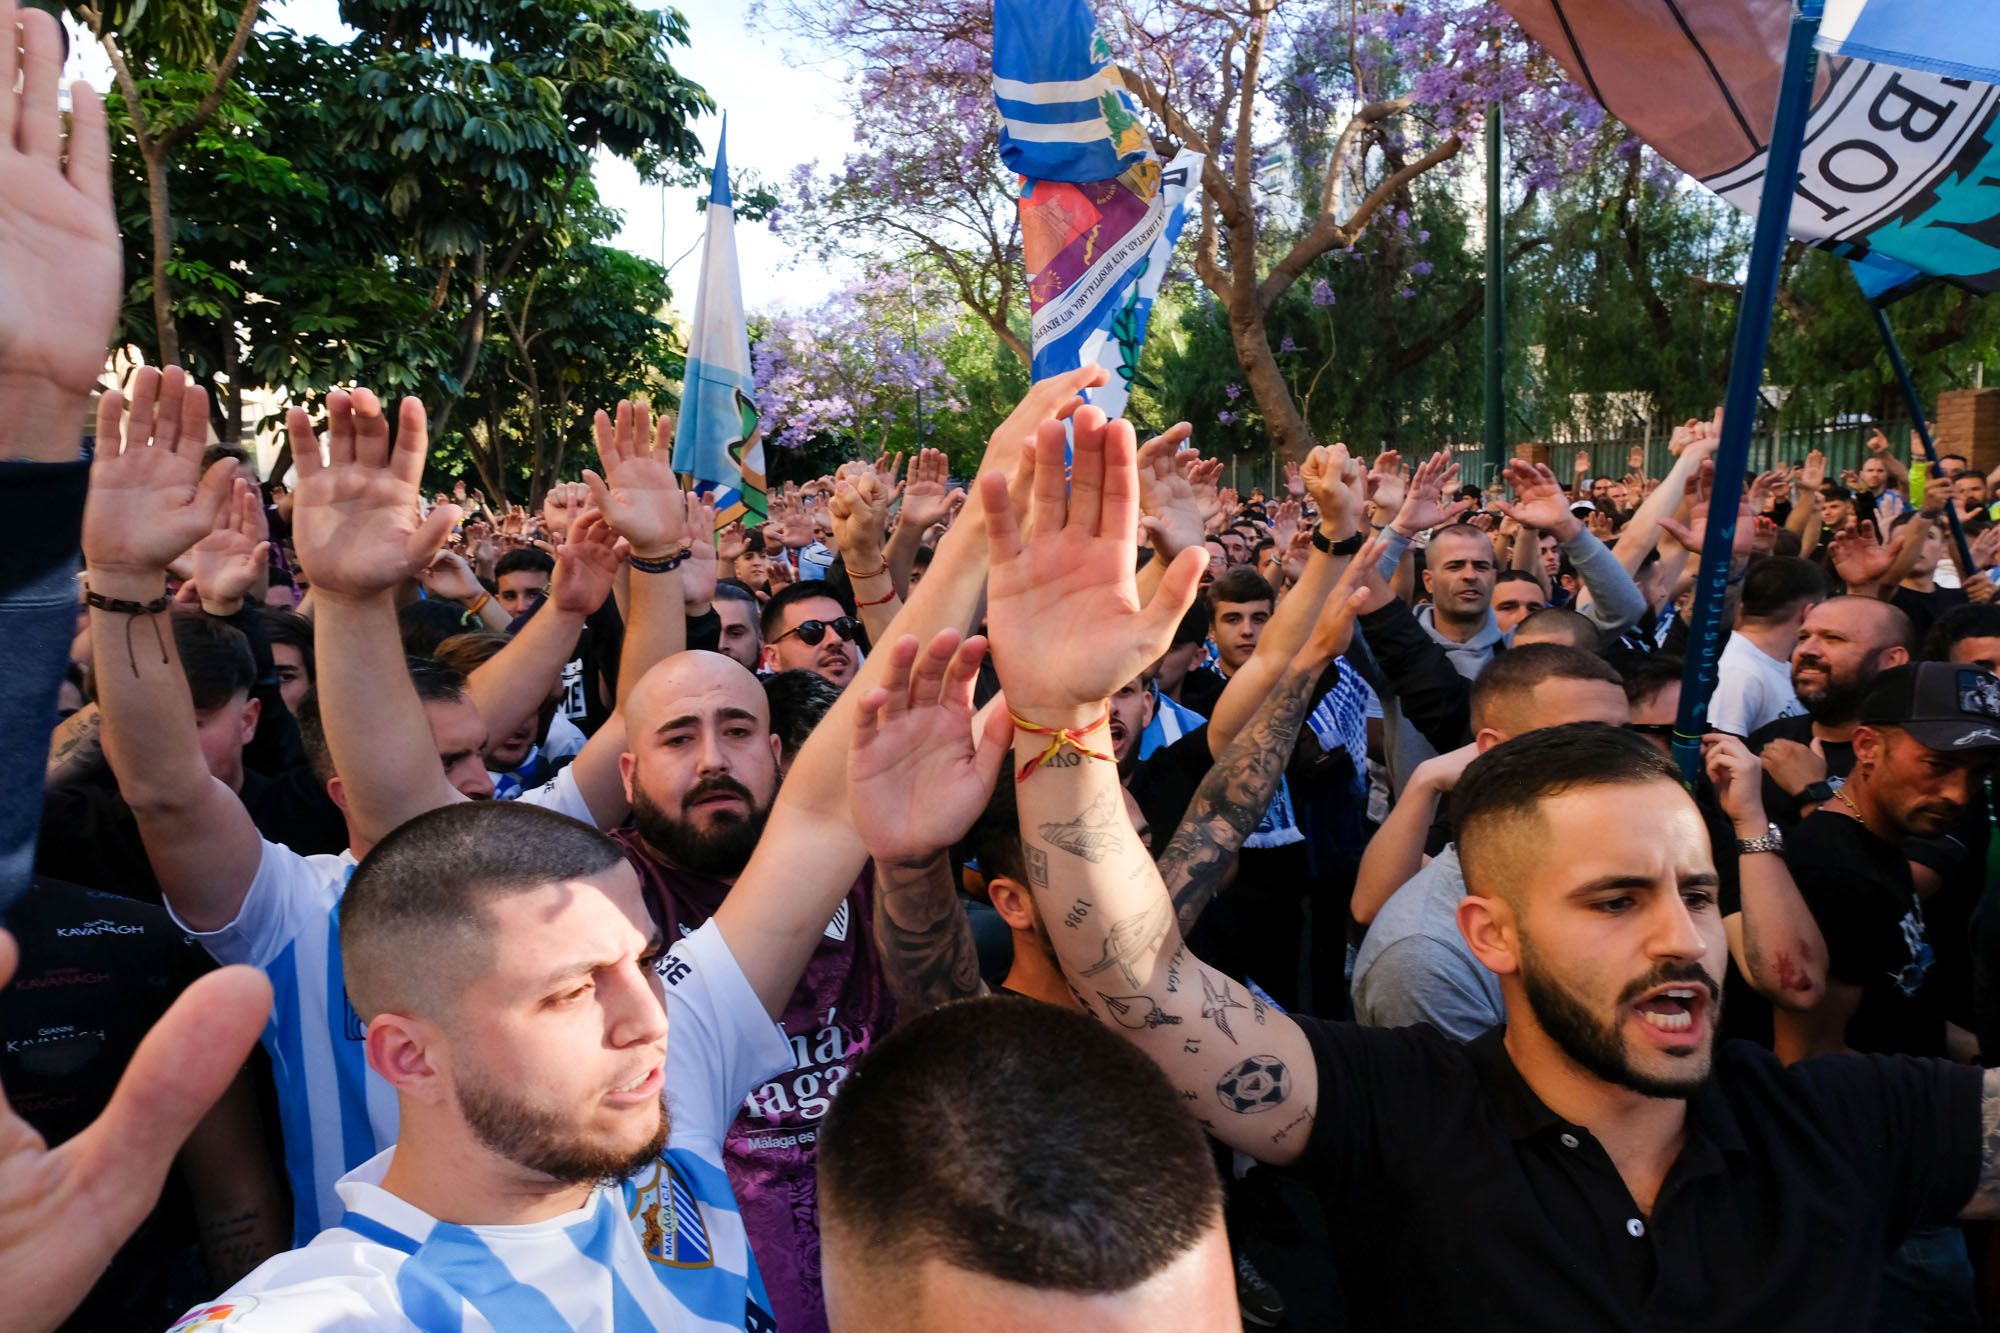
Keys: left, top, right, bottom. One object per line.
{"left": 1229, "top": 311, "right": 1313, "bottom": 460}
{"left": 141, "top": 147, "right": 180, "bottom": 366}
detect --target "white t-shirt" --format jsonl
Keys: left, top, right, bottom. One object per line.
{"left": 168, "top": 769, "right": 599, "bottom": 1244}
{"left": 1706, "top": 633, "right": 1803, "bottom": 737}
{"left": 170, "top": 920, "right": 793, "bottom": 1333}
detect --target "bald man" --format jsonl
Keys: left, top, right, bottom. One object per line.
{"left": 615, "top": 650, "right": 897, "bottom": 1333}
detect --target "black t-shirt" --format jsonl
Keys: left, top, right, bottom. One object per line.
{"left": 1176, "top": 665, "right": 1225, "bottom": 719}
{"left": 0, "top": 879, "right": 216, "bottom": 1328}
{"left": 1786, "top": 810, "right": 1945, "bottom": 1057}
{"left": 1746, "top": 713, "right": 1855, "bottom": 831}
{"left": 1891, "top": 584, "right": 1968, "bottom": 652}
{"left": 1296, "top": 1020, "right": 1979, "bottom": 1330}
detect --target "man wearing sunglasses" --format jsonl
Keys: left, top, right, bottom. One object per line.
{"left": 761, "top": 582, "right": 864, "bottom": 688}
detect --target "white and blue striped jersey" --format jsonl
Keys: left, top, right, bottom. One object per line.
{"left": 170, "top": 918, "right": 793, "bottom": 1333}
{"left": 167, "top": 769, "right": 599, "bottom": 1245}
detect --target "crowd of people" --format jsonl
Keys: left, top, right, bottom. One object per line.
{"left": 11, "top": 6, "right": 2000, "bottom": 1329}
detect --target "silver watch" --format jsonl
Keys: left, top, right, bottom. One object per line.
{"left": 1735, "top": 823, "right": 1786, "bottom": 856}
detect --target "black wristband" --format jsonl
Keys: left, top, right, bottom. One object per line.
{"left": 1313, "top": 528, "right": 1364, "bottom": 556}
{"left": 629, "top": 549, "right": 689, "bottom": 574}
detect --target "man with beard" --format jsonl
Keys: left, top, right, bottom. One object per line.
{"left": 613, "top": 649, "right": 898, "bottom": 1333}
{"left": 983, "top": 416, "right": 2000, "bottom": 1328}
{"left": 174, "top": 801, "right": 792, "bottom": 1329}
{"left": 1747, "top": 597, "right": 1913, "bottom": 828}
{"left": 760, "top": 581, "right": 862, "bottom": 687}
{"left": 1775, "top": 663, "right": 2000, "bottom": 1328}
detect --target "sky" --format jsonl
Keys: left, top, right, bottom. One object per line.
{"left": 63, "top": 0, "right": 860, "bottom": 314}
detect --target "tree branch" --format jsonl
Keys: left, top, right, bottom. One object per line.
{"left": 157, "top": 0, "right": 263, "bottom": 153}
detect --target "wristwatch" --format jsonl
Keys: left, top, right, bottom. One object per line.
{"left": 1312, "top": 529, "right": 1366, "bottom": 557}
{"left": 1736, "top": 823, "right": 1786, "bottom": 857}
{"left": 1799, "top": 776, "right": 1841, "bottom": 805}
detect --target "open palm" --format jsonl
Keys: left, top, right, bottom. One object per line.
{"left": 981, "top": 410, "right": 1205, "bottom": 720}
{"left": 848, "top": 631, "right": 1013, "bottom": 868}
{"left": 1491, "top": 460, "right": 1576, "bottom": 533}
{"left": 0, "top": 10, "right": 120, "bottom": 397}
{"left": 585, "top": 399, "right": 686, "bottom": 558}
{"left": 83, "top": 367, "right": 233, "bottom": 574}
{"left": 289, "top": 389, "right": 457, "bottom": 596}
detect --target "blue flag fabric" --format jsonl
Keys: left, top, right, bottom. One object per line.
{"left": 1499, "top": 0, "right": 2000, "bottom": 297}
{"left": 993, "top": 0, "right": 1200, "bottom": 421}
{"left": 671, "top": 121, "right": 767, "bottom": 527}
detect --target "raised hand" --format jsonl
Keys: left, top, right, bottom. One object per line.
{"left": 550, "top": 511, "right": 623, "bottom": 617}
{"left": 717, "top": 521, "right": 748, "bottom": 563}
{"left": 981, "top": 364, "right": 1109, "bottom": 484}
{"left": 1390, "top": 450, "right": 1471, "bottom": 537}
{"left": 979, "top": 408, "right": 1207, "bottom": 725}
{"left": 1136, "top": 429, "right": 1206, "bottom": 559}
{"left": 1865, "top": 428, "right": 1891, "bottom": 458}
{"left": 1491, "top": 459, "right": 1583, "bottom": 539}
{"left": 1573, "top": 449, "right": 1591, "bottom": 479}
{"left": 415, "top": 548, "right": 485, "bottom": 604}
{"left": 847, "top": 630, "right": 1014, "bottom": 868}
{"left": 83, "top": 366, "right": 235, "bottom": 578}
{"left": 1283, "top": 458, "right": 1306, "bottom": 500}
{"left": 1656, "top": 461, "right": 1755, "bottom": 562}
{"left": 1828, "top": 520, "right": 1894, "bottom": 589}
{"left": 584, "top": 399, "right": 687, "bottom": 559}
{"left": 541, "top": 480, "right": 590, "bottom": 545}
{"left": 899, "top": 447, "right": 957, "bottom": 532}
{"left": 1367, "top": 449, "right": 1407, "bottom": 525}
{"left": 681, "top": 495, "right": 720, "bottom": 608}
{"left": 1972, "top": 524, "right": 2000, "bottom": 571}
{"left": 872, "top": 450, "right": 904, "bottom": 494}
{"left": 1701, "top": 733, "right": 1770, "bottom": 832}
{"left": 830, "top": 467, "right": 895, "bottom": 561}
{"left": 1301, "top": 442, "right": 1365, "bottom": 536}
{"left": 187, "top": 479, "right": 271, "bottom": 613}
{"left": 1799, "top": 448, "right": 1827, "bottom": 492}
{"left": 0, "top": 2, "right": 121, "bottom": 454}
{"left": 1183, "top": 452, "right": 1224, "bottom": 531}
{"left": 287, "top": 389, "right": 458, "bottom": 599}
{"left": 1268, "top": 498, "right": 1302, "bottom": 555}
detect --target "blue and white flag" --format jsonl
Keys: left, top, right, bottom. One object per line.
{"left": 993, "top": 0, "right": 1200, "bottom": 421}
{"left": 672, "top": 120, "right": 767, "bottom": 527}
{"left": 1499, "top": 0, "right": 2000, "bottom": 299}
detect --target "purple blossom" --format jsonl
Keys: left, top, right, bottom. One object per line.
{"left": 1409, "top": 261, "right": 1434, "bottom": 277}
{"left": 1217, "top": 410, "right": 1236, "bottom": 425}
{"left": 1278, "top": 336, "right": 1298, "bottom": 354}
{"left": 1224, "top": 383, "right": 1241, "bottom": 401}
{"left": 1310, "top": 280, "right": 1336, "bottom": 308}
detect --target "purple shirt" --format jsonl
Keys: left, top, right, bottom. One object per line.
{"left": 617, "top": 831, "right": 897, "bottom": 1333}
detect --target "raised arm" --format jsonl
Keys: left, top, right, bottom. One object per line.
{"left": 885, "top": 448, "right": 959, "bottom": 597}
{"left": 84, "top": 369, "right": 262, "bottom": 931}
{"left": 286, "top": 390, "right": 464, "bottom": 846}
{"left": 1204, "top": 442, "right": 1360, "bottom": 756}
{"left": 1162, "top": 545, "right": 1380, "bottom": 933}
{"left": 1611, "top": 419, "right": 1719, "bottom": 573}
{"left": 712, "top": 366, "right": 1113, "bottom": 1017}
{"left": 830, "top": 463, "right": 904, "bottom": 643}
{"left": 1702, "top": 733, "right": 1826, "bottom": 1011}
{"left": 584, "top": 399, "right": 690, "bottom": 713}
{"left": 1349, "top": 742, "right": 1477, "bottom": 925}
{"left": 980, "top": 402, "right": 1320, "bottom": 1165}
{"left": 847, "top": 632, "right": 1012, "bottom": 1013}
{"left": 1493, "top": 459, "right": 1644, "bottom": 633}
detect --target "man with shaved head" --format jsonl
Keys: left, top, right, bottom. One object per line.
{"left": 1747, "top": 596, "right": 1914, "bottom": 828}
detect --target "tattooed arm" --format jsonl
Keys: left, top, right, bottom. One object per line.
{"left": 1161, "top": 574, "right": 1373, "bottom": 934}
{"left": 44, "top": 701, "right": 105, "bottom": 785}
{"left": 979, "top": 412, "right": 1368, "bottom": 1166}
{"left": 872, "top": 856, "right": 987, "bottom": 1013}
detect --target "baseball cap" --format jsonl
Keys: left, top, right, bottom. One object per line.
{"left": 1568, "top": 499, "right": 1597, "bottom": 517}
{"left": 1859, "top": 662, "right": 2000, "bottom": 752}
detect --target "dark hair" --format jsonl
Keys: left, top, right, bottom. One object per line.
{"left": 819, "top": 995, "right": 1222, "bottom": 1294}
{"left": 1943, "top": 453, "right": 1970, "bottom": 469}
{"left": 1469, "top": 643, "right": 1623, "bottom": 730}
{"left": 1494, "top": 570, "right": 1543, "bottom": 592}
{"left": 260, "top": 606, "right": 316, "bottom": 683}
{"left": 296, "top": 656, "right": 470, "bottom": 786}
{"left": 1771, "top": 528, "right": 1804, "bottom": 558}
{"left": 200, "top": 443, "right": 253, "bottom": 474}
{"left": 173, "top": 612, "right": 256, "bottom": 712}
{"left": 1171, "top": 598, "right": 1211, "bottom": 649}
{"left": 1618, "top": 653, "right": 1684, "bottom": 707}
{"left": 760, "top": 578, "right": 851, "bottom": 641}
{"left": 965, "top": 778, "right": 1028, "bottom": 896}
{"left": 712, "top": 579, "right": 761, "bottom": 616}
{"left": 1452, "top": 722, "right": 1681, "bottom": 890}
{"left": 398, "top": 599, "right": 476, "bottom": 658}
{"left": 1513, "top": 606, "right": 1599, "bottom": 650}
{"left": 763, "top": 669, "right": 840, "bottom": 760}
{"left": 341, "top": 802, "right": 628, "bottom": 1019}
{"left": 911, "top": 544, "right": 936, "bottom": 568}
{"left": 1740, "top": 555, "right": 1827, "bottom": 621}
{"left": 1208, "top": 566, "right": 1274, "bottom": 610}
{"left": 1925, "top": 603, "right": 2000, "bottom": 663}
{"left": 495, "top": 548, "right": 555, "bottom": 580}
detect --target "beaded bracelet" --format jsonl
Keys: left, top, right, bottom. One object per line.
{"left": 630, "top": 549, "right": 690, "bottom": 574}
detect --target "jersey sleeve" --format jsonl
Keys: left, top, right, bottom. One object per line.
{"left": 658, "top": 919, "right": 795, "bottom": 1151}
{"left": 168, "top": 1280, "right": 399, "bottom": 1331}
{"left": 166, "top": 839, "right": 343, "bottom": 970}
{"left": 515, "top": 765, "right": 595, "bottom": 824}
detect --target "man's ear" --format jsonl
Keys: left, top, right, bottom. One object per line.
{"left": 1884, "top": 645, "right": 1911, "bottom": 670}
{"left": 619, "top": 749, "right": 637, "bottom": 802}
{"left": 1422, "top": 568, "right": 1436, "bottom": 598}
{"left": 1457, "top": 892, "right": 1519, "bottom": 977}
{"left": 365, "top": 1013, "right": 450, "bottom": 1103}
{"left": 326, "top": 773, "right": 349, "bottom": 816}
{"left": 759, "top": 644, "right": 779, "bottom": 673}
{"left": 987, "top": 876, "right": 1036, "bottom": 931}
{"left": 238, "top": 696, "right": 262, "bottom": 746}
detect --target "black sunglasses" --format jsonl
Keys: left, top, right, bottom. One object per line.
{"left": 774, "top": 616, "right": 862, "bottom": 648}
{"left": 1623, "top": 722, "right": 1677, "bottom": 738}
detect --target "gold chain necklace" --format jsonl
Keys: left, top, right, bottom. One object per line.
{"left": 1831, "top": 781, "right": 1870, "bottom": 827}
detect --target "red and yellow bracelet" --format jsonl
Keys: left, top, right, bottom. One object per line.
{"left": 1010, "top": 708, "right": 1114, "bottom": 782}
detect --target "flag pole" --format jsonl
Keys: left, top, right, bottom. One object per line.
{"left": 1868, "top": 301, "right": 1978, "bottom": 578}
{"left": 1483, "top": 102, "right": 1506, "bottom": 478}
{"left": 1670, "top": 0, "right": 1825, "bottom": 782}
